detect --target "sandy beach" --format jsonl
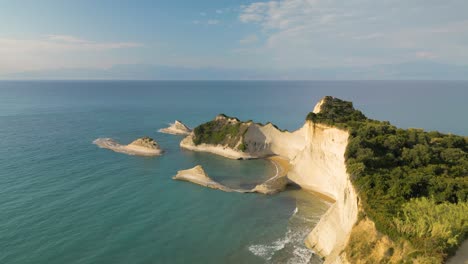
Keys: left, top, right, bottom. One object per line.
{"left": 267, "top": 155, "right": 290, "bottom": 178}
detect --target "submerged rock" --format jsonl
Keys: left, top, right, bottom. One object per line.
{"left": 159, "top": 120, "right": 191, "bottom": 135}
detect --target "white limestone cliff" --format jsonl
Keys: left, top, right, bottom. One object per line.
{"left": 179, "top": 97, "right": 359, "bottom": 263}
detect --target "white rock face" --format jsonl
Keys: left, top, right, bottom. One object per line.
{"left": 180, "top": 134, "right": 256, "bottom": 159}
{"left": 180, "top": 98, "right": 359, "bottom": 263}
{"left": 243, "top": 123, "right": 307, "bottom": 159}
{"left": 289, "top": 122, "right": 358, "bottom": 263}
{"left": 173, "top": 165, "right": 231, "bottom": 191}
{"left": 159, "top": 120, "right": 192, "bottom": 135}
{"left": 313, "top": 97, "right": 326, "bottom": 114}
{"left": 246, "top": 120, "right": 359, "bottom": 263}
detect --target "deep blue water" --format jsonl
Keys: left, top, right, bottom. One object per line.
{"left": 0, "top": 81, "right": 467, "bottom": 264}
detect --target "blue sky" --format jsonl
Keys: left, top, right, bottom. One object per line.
{"left": 1, "top": 0, "right": 468, "bottom": 79}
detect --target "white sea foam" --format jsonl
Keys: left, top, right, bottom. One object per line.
{"left": 289, "top": 246, "right": 314, "bottom": 264}
{"left": 248, "top": 227, "right": 315, "bottom": 264}
{"left": 248, "top": 203, "right": 325, "bottom": 264}
{"left": 248, "top": 233, "right": 290, "bottom": 260}
{"left": 292, "top": 207, "right": 299, "bottom": 215}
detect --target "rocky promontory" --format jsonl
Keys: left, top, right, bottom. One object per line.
{"left": 177, "top": 96, "right": 468, "bottom": 263}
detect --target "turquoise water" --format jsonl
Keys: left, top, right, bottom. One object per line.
{"left": 0, "top": 81, "right": 467, "bottom": 264}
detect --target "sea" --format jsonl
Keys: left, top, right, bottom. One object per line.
{"left": 0, "top": 80, "right": 467, "bottom": 264}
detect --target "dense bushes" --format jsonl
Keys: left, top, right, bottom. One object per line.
{"left": 306, "top": 96, "right": 367, "bottom": 125}
{"left": 193, "top": 115, "right": 249, "bottom": 151}
{"left": 308, "top": 96, "right": 468, "bottom": 261}
{"left": 394, "top": 198, "right": 468, "bottom": 259}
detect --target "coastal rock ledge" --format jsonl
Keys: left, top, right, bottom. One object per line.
{"left": 159, "top": 120, "right": 191, "bottom": 135}
{"left": 94, "top": 136, "right": 163, "bottom": 156}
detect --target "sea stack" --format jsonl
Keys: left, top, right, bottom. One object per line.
{"left": 94, "top": 136, "right": 163, "bottom": 156}
{"left": 173, "top": 165, "right": 231, "bottom": 191}
{"left": 159, "top": 120, "right": 191, "bottom": 135}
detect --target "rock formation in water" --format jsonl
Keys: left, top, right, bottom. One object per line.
{"left": 174, "top": 160, "right": 289, "bottom": 195}
{"left": 180, "top": 114, "right": 255, "bottom": 159}
{"left": 177, "top": 104, "right": 359, "bottom": 263}
{"left": 159, "top": 120, "right": 191, "bottom": 135}
{"left": 94, "top": 136, "right": 163, "bottom": 156}
{"left": 251, "top": 175, "right": 288, "bottom": 195}
{"left": 173, "top": 165, "right": 231, "bottom": 192}
{"left": 179, "top": 96, "right": 468, "bottom": 263}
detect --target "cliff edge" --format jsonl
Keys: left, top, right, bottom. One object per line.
{"left": 179, "top": 98, "right": 359, "bottom": 263}
{"left": 180, "top": 96, "right": 468, "bottom": 263}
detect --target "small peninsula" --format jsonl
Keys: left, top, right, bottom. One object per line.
{"left": 159, "top": 120, "right": 191, "bottom": 135}
{"left": 179, "top": 96, "right": 468, "bottom": 264}
{"left": 94, "top": 136, "right": 163, "bottom": 156}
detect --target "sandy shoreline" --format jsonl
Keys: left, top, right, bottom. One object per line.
{"left": 266, "top": 155, "right": 290, "bottom": 178}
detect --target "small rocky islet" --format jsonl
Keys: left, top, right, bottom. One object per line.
{"left": 159, "top": 120, "right": 192, "bottom": 135}
{"left": 93, "top": 136, "right": 163, "bottom": 156}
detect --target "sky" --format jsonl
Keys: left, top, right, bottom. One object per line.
{"left": 1, "top": 0, "right": 468, "bottom": 80}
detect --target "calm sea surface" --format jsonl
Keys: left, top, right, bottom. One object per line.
{"left": 0, "top": 81, "right": 467, "bottom": 264}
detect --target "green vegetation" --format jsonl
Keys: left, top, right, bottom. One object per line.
{"left": 307, "top": 96, "right": 468, "bottom": 262}
{"left": 394, "top": 198, "right": 468, "bottom": 257}
{"left": 306, "top": 97, "right": 367, "bottom": 125}
{"left": 193, "top": 114, "right": 250, "bottom": 150}
{"left": 237, "top": 143, "right": 247, "bottom": 152}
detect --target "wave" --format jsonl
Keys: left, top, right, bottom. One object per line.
{"left": 248, "top": 226, "right": 316, "bottom": 264}
{"left": 248, "top": 203, "right": 328, "bottom": 264}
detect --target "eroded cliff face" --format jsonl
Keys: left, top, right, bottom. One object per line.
{"left": 288, "top": 122, "right": 358, "bottom": 263}
{"left": 243, "top": 123, "right": 307, "bottom": 159}
{"left": 180, "top": 100, "right": 360, "bottom": 263}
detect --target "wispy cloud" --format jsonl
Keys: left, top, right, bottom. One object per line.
{"left": 207, "top": 19, "right": 220, "bottom": 25}
{"left": 193, "top": 19, "right": 220, "bottom": 25}
{"left": 239, "top": 0, "right": 468, "bottom": 67}
{"left": 239, "top": 34, "right": 258, "bottom": 45}
{"left": 0, "top": 35, "right": 143, "bottom": 74}
{"left": 416, "top": 51, "right": 437, "bottom": 59}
